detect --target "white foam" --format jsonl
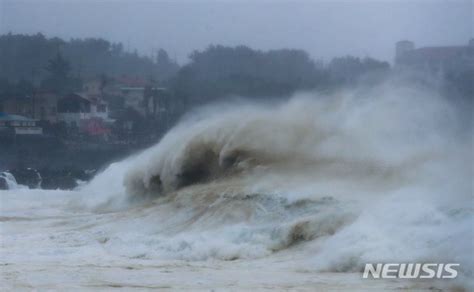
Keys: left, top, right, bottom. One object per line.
{"left": 2, "top": 80, "right": 472, "bottom": 289}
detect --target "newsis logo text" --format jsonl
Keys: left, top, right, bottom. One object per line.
{"left": 363, "top": 263, "right": 460, "bottom": 279}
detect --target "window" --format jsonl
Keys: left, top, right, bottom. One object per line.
{"left": 97, "top": 104, "right": 106, "bottom": 112}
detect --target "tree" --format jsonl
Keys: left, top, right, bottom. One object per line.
{"left": 173, "top": 45, "right": 326, "bottom": 105}
{"left": 42, "top": 52, "right": 75, "bottom": 94}
{"left": 328, "top": 56, "right": 389, "bottom": 86}
{"left": 156, "top": 48, "right": 179, "bottom": 81}
{"left": 0, "top": 34, "right": 180, "bottom": 82}
{"left": 46, "top": 52, "right": 71, "bottom": 79}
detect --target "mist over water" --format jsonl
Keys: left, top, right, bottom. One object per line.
{"left": 2, "top": 79, "right": 473, "bottom": 289}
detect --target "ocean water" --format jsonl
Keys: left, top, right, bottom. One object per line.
{"left": 1, "top": 83, "right": 472, "bottom": 290}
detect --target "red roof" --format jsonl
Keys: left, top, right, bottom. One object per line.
{"left": 66, "top": 93, "right": 105, "bottom": 105}
{"left": 115, "top": 76, "right": 148, "bottom": 87}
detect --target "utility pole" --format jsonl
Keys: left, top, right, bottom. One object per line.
{"left": 31, "top": 68, "right": 37, "bottom": 119}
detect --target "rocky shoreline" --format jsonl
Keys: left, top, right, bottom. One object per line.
{"left": 0, "top": 140, "right": 147, "bottom": 191}
{"left": 0, "top": 168, "right": 97, "bottom": 190}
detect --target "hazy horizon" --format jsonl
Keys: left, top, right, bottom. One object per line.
{"left": 1, "top": 0, "right": 472, "bottom": 64}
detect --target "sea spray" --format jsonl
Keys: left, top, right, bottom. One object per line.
{"left": 52, "top": 80, "right": 472, "bottom": 288}
{"left": 0, "top": 171, "right": 20, "bottom": 189}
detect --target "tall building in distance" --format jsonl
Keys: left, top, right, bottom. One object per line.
{"left": 394, "top": 39, "right": 474, "bottom": 73}
{"left": 395, "top": 40, "right": 415, "bottom": 64}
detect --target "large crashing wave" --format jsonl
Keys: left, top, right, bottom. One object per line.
{"left": 124, "top": 85, "right": 458, "bottom": 197}
{"left": 78, "top": 81, "right": 473, "bottom": 285}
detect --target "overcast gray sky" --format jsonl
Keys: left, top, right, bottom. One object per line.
{"left": 0, "top": 0, "right": 472, "bottom": 64}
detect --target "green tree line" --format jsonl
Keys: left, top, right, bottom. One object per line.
{"left": 0, "top": 33, "right": 179, "bottom": 83}
{"left": 0, "top": 33, "right": 391, "bottom": 104}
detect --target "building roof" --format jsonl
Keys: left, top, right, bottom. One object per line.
{"left": 121, "top": 86, "right": 167, "bottom": 91}
{"left": 61, "top": 93, "right": 90, "bottom": 101}
{"left": 0, "top": 113, "right": 36, "bottom": 122}
{"left": 407, "top": 46, "right": 472, "bottom": 59}
{"left": 116, "top": 76, "right": 149, "bottom": 87}
{"left": 62, "top": 93, "right": 106, "bottom": 105}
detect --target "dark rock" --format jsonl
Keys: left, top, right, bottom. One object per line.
{"left": 39, "top": 167, "right": 96, "bottom": 190}
{"left": 41, "top": 174, "right": 77, "bottom": 190}
{"left": 9, "top": 168, "right": 41, "bottom": 189}
{"left": 3, "top": 167, "right": 96, "bottom": 190}
{"left": 0, "top": 176, "right": 7, "bottom": 190}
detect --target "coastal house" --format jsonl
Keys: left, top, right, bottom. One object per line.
{"left": 0, "top": 91, "right": 60, "bottom": 123}
{"left": 57, "top": 93, "right": 112, "bottom": 137}
{"left": 34, "top": 91, "right": 60, "bottom": 122}
{"left": 114, "top": 76, "right": 148, "bottom": 114}
{"left": 57, "top": 94, "right": 109, "bottom": 123}
{"left": 0, "top": 96, "right": 35, "bottom": 118}
{"left": 108, "top": 76, "right": 167, "bottom": 116}
{"left": 121, "top": 85, "right": 168, "bottom": 116}
{"left": 0, "top": 113, "right": 43, "bottom": 136}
